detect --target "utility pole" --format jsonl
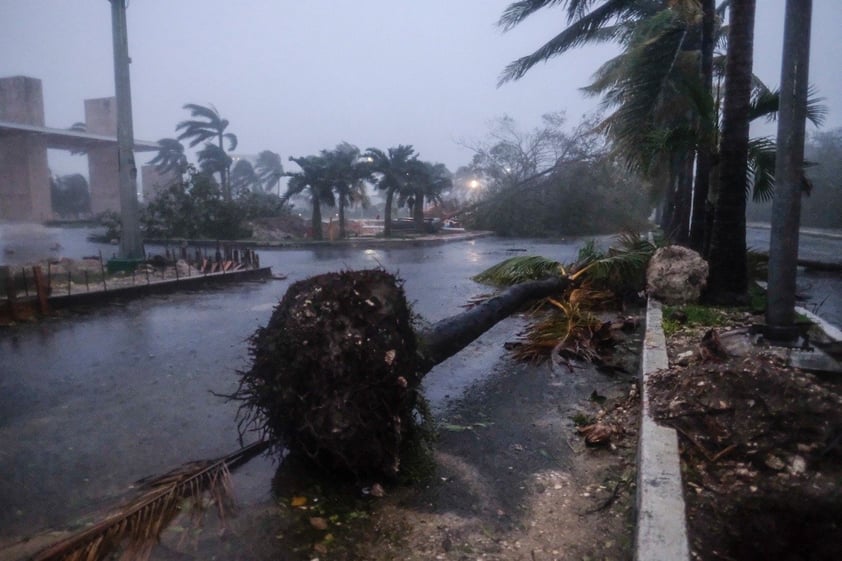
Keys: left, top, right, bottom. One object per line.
{"left": 110, "top": 0, "right": 143, "bottom": 259}
{"left": 766, "top": 0, "right": 812, "bottom": 339}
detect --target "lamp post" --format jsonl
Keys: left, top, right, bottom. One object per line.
{"left": 109, "top": 0, "right": 143, "bottom": 260}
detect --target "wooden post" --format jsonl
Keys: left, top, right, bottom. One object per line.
{"left": 33, "top": 266, "right": 50, "bottom": 315}
{"left": 67, "top": 271, "right": 72, "bottom": 295}
{"left": 4, "top": 271, "right": 17, "bottom": 322}
{"left": 22, "top": 268, "right": 29, "bottom": 297}
{"left": 98, "top": 250, "right": 108, "bottom": 291}
{"left": 84, "top": 270, "right": 90, "bottom": 292}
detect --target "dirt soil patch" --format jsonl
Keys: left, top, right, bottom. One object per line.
{"left": 648, "top": 310, "right": 842, "bottom": 561}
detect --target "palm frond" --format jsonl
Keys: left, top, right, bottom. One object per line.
{"left": 511, "top": 298, "right": 603, "bottom": 363}
{"left": 32, "top": 441, "right": 269, "bottom": 561}
{"left": 473, "top": 255, "right": 564, "bottom": 286}
{"left": 498, "top": 0, "right": 641, "bottom": 84}
{"left": 571, "top": 231, "right": 656, "bottom": 293}
{"left": 498, "top": 0, "right": 565, "bottom": 31}
{"left": 747, "top": 136, "right": 776, "bottom": 202}
{"left": 749, "top": 84, "right": 827, "bottom": 127}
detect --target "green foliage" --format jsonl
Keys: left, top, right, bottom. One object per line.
{"left": 50, "top": 173, "right": 91, "bottom": 218}
{"left": 472, "top": 255, "right": 563, "bottom": 286}
{"left": 572, "top": 231, "right": 658, "bottom": 294}
{"left": 142, "top": 169, "right": 287, "bottom": 240}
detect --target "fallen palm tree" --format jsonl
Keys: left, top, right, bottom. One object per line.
{"left": 25, "top": 232, "right": 656, "bottom": 561}
{"left": 234, "top": 232, "right": 655, "bottom": 477}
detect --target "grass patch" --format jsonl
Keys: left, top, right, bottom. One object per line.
{"left": 662, "top": 304, "right": 730, "bottom": 336}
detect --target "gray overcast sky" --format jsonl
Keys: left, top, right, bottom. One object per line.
{"left": 1, "top": 1, "right": 840, "bottom": 177}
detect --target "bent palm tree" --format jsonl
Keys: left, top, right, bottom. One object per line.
{"left": 196, "top": 143, "right": 231, "bottom": 185}
{"left": 176, "top": 104, "right": 238, "bottom": 200}
{"left": 148, "top": 138, "right": 189, "bottom": 177}
{"left": 254, "top": 150, "right": 284, "bottom": 195}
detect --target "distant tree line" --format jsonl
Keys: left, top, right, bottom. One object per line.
{"left": 747, "top": 128, "right": 842, "bottom": 229}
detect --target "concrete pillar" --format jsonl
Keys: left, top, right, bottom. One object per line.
{"left": 85, "top": 97, "right": 120, "bottom": 214}
{"left": 0, "top": 76, "right": 52, "bottom": 222}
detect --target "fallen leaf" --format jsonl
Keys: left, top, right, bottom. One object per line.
{"left": 291, "top": 496, "right": 308, "bottom": 507}
{"left": 310, "top": 517, "right": 329, "bottom": 530}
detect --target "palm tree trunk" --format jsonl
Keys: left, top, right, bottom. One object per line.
{"left": 671, "top": 150, "right": 694, "bottom": 244}
{"left": 413, "top": 189, "right": 425, "bottom": 233}
{"left": 707, "top": 0, "right": 756, "bottom": 303}
{"left": 384, "top": 188, "right": 395, "bottom": 237}
{"left": 218, "top": 133, "right": 231, "bottom": 202}
{"left": 338, "top": 198, "right": 347, "bottom": 239}
{"left": 689, "top": 0, "right": 716, "bottom": 251}
{"left": 766, "top": 0, "right": 813, "bottom": 336}
{"left": 311, "top": 195, "right": 323, "bottom": 240}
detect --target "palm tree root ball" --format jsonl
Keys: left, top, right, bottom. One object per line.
{"left": 235, "top": 269, "right": 423, "bottom": 477}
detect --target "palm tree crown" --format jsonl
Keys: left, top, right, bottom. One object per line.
{"left": 254, "top": 150, "right": 284, "bottom": 194}
{"left": 364, "top": 145, "right": 419, "bottom": 237}
{"left": 176, "top": 103, "right": 238, "bottom": 200}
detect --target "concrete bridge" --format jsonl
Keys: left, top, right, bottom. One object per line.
{"left": 0, "top": 75, "right": 173, "bottom": 222}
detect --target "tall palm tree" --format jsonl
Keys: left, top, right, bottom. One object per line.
{"left": 284, "top": 154, "right": 334, "bottom": 240}
{"left": 149, "top": 138, "right": 189, "bottom": 177}
{"left": 364, "top": 145, "right": 419, "bottom": 237}
{"left": 175, "top": 103, "right": 238, "bottom": 201}
{"left": 254, "top": 150, "right": 284, "bottom": 195}
{"left": 689, "top": 0, "right": 717, "bottom": 249}
{"left": 707, "top": 0, "right": 756, "bottom": 303}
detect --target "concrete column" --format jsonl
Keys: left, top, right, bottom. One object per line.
{"left": 85, "top": 97, "right": 120, "bottom": 214}
{"left": 0, "top": 76, "right": 52, "bottom": 222}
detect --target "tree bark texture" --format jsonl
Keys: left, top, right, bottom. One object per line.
{"left": 708, "top": 0, "right": 756, "bottom": 302}
{"left": 766, "top": 0, "right": 812, "bottom": 334}
{"left": 418, "top": 275, "right": 571, "bottom": 371}
{"left": 690, "top": 0, "right": 717, "bottom": 251}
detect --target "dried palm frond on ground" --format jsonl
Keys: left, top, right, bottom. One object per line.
{"left": 473, "top": 232, "right": 654, "bottom": 364}
{"left": 30, "top": 440, "right": 268, "bottom": 561}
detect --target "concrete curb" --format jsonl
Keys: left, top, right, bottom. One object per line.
{"left": 635, "top": 298, "right": 690, "bottom": 561}
{"left": 796, "top": 306, "right": 842, "bottom": 342}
